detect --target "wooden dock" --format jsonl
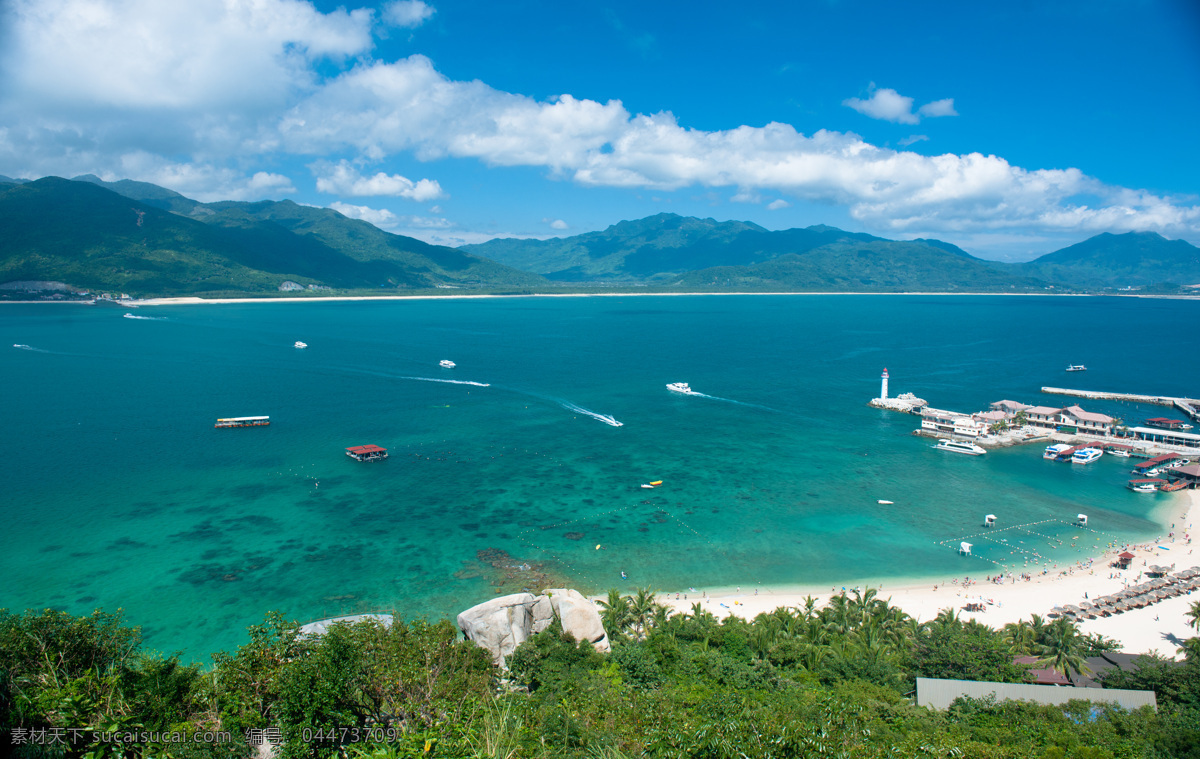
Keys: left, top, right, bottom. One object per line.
{"left": 1041, "top": 387, "right": 1200, "bottom": 422}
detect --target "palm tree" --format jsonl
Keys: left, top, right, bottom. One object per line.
{"left": 629, "top": 587, "right": 658, "bottom": 639}
{"left": 1003, "top": 620, "right": 1038, "bottom": 656}
{"left": 1186, "top": 600, "right": 1200, "bottom": 633}
{"left": 596, "top": 589, "right": 631, "bottom": 637}
{"left": 1037, "top": 619, "right": 1092, "bottom": 678}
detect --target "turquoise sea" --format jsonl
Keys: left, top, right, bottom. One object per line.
{"left": 2, "top": 295, "right": 1197, "bottom": 660}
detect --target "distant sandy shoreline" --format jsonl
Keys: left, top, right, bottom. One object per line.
{"left": 3, "top": 291, "right": 1197, "bottom": 306}
{"left": 630, "top": 489, "right": 1198, "bottom": 657}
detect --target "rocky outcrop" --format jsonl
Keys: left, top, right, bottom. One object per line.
{"left": 457, "top": 588, "right": 610, "bottom": 667}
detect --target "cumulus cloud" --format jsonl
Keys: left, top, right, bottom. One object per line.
{"left": 313, "top": 160, "right": 443, "bottom": 200}
{"left": 898, "top": 135, "right": 930, "bottom": 147}
{"left": 1, "top": 3, "right": 1196, "bottom": 244}
{"left": 383, "top": 0, "right": 435, "bottom": 28}
{"left": 844, "top": 85, "right": 958, "bottom": 124}
{"left": 918, "top": 98, "right": 958, "bottom": 118}
{"left": 766, "top": 199, "right": 790, "bottom": 210}
{"left": 330, "top": 201, "right": 399, "bottom": 228}
{"left": 844, "top": 87, "right": 919, "bottom": 124}
{"left": 543, "top": 218, "right": 568, "bottom": 230}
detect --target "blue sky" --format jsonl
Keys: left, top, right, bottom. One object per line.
{"left": 1, "top": 0, "right": 1198, "bottom": 260}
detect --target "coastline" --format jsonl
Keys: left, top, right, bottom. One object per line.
{"left": 641, "top": 489, "right": 1198, "bottom": 657}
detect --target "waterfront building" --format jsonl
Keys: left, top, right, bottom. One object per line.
{"left": 1059, "top": 405, "right": 1114, "bottom": 435}
{"left": 1126, "top": 427, "right": 1200, "bottom": 450}
{"left": 1024, "top": 406, "right": 1063, "bottom": 429}
{"left": 990, "top": 400, "right": 1032, "bottom": 416}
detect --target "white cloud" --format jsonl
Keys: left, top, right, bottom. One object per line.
{"left": 383, "top": 0, "right": 435, "bottom": 29}
{"left": 844, "top": 86, "right": 919, "bottom": 124}
{"left": 111, "top": 152, "right": 295, "bottom": 201}
{"left": 918, "top": 98, "right": 957, "bottom": 118}
{"left": 330, "top": 201, "right": 398, "bottom": 228}
{"left": 844, "top": 85, "right": 958, "bottom": 124}
{"left": 730, "top": 190, "right": 762, "bottom": 204}
{"left": 766, "top": 199, "right": 790, "bottom": 210}
{"left": 313, "top": 160, "right": 444, "bottom": 200}
{"left": 544, "top": 218, "right": 568, "bottom": 230}
{"left": 898, "top": 135, "right": 929, "bottom": 147}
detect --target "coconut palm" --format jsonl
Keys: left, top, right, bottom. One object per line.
{"left": 596, "top": 589, "right": 631, "bottom": 636}
{"left": 1186, "top": 600, "right": 1200, "bottom": 633}
{"left": 1037, "top": 618, "right": 1092, "bottom": 678}
{"left": 1003, "top": 620, "right": 1038, "bottom": 656}
{"left": 629, "top": 587, "right": 658, "bottom": 638}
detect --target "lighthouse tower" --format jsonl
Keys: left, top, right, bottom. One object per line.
{"left": 880, "top": 368, "right": 889, "bottom": 400}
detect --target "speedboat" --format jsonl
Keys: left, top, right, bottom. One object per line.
{"left": 877, "top": 500, "right": 894, "bottom": 505}
{"left": 1071, "top": 447, "right": 1103, "bottom": 464}
{"left": 1044, "top": 443, "right": 1072, "bottom": 460}
{"left": 666, "top": 382, "right": 693, "bottom": 394}
{"left": 935, "top": 439, "right": 987, "bottom": 456}
{"left": 640, "top": 480, "right": 663, "bottom": 489}
{"left": 1107, "top": 449, "right": 1131, "bottom": 458}
{"left": 294, "top": 341, "right": 308, "bottom": 349}
{"left": 1127, "top": 481, "right": 1158, "bottom": 493}
{"left": 1065, "top": 365, "right": 1087, "bottom": 372}
{"left": 439, "top": 360, "right": 456, "bottom": 368}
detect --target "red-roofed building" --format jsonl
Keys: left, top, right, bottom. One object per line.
{"left": 346, "top": 444, "right": 389, "bottom": 462}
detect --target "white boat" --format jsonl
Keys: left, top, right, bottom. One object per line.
{"left": 1044, "top": 443, "right": 1073, "bottom": 460}
{"left": 1065, "top": 364, "right": 1087, "bottom": 372}
{"left": 877, "top": 500, "right": 894, "bottom": 505}
{"left": 1143, "top": 467, "right": 1162, "bottom": 476}
{"left": 294, "top": 341, "right": 307, "bottom": 349}
{"left": 935, "top": 439, "right": 987, "bottom": 456}
{"left": 1071, "top": 447, "right": 1103, "bottom": 464}
{"left": 1107, "top": 448, "right": 1131, "bottom": 458}
{"left": 1127, "top": 481, "right": 1158, "bottom": 493}
{"left": 666, "top": 382, "right": 694, "bottom": 394}
{"left": 439, "top": 360, "right": 456, "bottom": 368}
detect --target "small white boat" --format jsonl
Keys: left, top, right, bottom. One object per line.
{"left": 666, "top": 382, "right": 694, "bottom": 394}
{"left": 1143, "top": 467, "right": 1162, "bottom": 476}
{"left": 1107, "top": 449, "right": 1131, "bottom": 458}
{"left": 935, "top": 439, "right": 987, "bottom": 456}
{"left": 439, "top": 360, "right": 456, "bottom": 368}
{"left": 1127, "top": 481, "right": 1158, "bottom": 493}
{"left": 294, "top": 341, "right": 308, "bottom": 349}
{"left": 1065, "top": 364, "right": 1087, "bottom": 372}
{"left": 1044, "top": 443, "right": 1073, "bottom": 460}
{"left": 1071, "top": 448, "right": 1103, "bottom": 464}
{"left": 877, "top": 500, "right": 894, "bottom": 505}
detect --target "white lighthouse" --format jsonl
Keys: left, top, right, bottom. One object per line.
{"left": 880, "top": 367, "right": 889, "bottom": 400}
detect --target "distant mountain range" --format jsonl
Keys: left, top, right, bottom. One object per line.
{"left": 0, "top": 176, "right": 544, "bottom": 296}
{"left": 2, "top": 175, "right": 1198, "bottom": 297}
{"left": 465, "top": 212, "right": 1200, "bottom": 293}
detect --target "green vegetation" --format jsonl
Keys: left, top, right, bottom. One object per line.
{"left": 4, "top": 590, "right": 1199, "bottom": 757}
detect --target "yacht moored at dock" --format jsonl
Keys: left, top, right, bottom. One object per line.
{"left": 1044, "top": 443, "right": 1073, "bottom": 460}
{"left": 935, "top": 439, "right": 987, "bottom": 456}
{"left": 346, "top": 444, "right": 388, "bottom": 462}
{"left": 215, "top": 416, "right": 270, "bottom": 428}
{"left": 1071, "top": 447, "right": 1103, "bottom": 464}
{"left": 1126, "top": 478, "right": 1165, "bottom": 493}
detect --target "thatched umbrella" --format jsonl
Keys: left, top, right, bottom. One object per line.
{"left": 1050, "top": 606, "right": 1067, "bottom": 617}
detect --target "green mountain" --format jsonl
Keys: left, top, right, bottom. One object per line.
{"left": 0, "top": 177, "right": 545, "bottom": 296}
{"left": 1015, "top": 231, "right": 1200, "bottom": 289}
{"left": 676, "top": 239, "right": 1044, "bottom": 292}
{"left": 462, "top": 213, "right": 887, "bottom": 281}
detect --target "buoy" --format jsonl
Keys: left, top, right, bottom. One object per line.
{"left": 595, "top": 544, "right": 602, "bottom": 550}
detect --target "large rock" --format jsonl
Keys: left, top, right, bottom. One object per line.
{"left": 543, "top": 588, "right": 610, "bottom": 653}
{"left": 457, "top": 588, "right": 610, "bottom": 667}
{"left": 455, "top": 592, "right": 537, "bottom": 667}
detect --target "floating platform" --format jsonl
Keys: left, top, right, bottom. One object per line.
{"left": 346, "top": 444, "right": 388, "bottom": 462}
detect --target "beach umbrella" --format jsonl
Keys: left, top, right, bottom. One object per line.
{"left": 1079, "top": 601, "right": 1094, "bottom": 610}
{"left": 1050, "top": 606, "right": 1066, "bottom": 616}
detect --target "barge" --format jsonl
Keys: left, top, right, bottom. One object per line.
{"left": 215, "top": 416, "right": 270, "bottom": 428}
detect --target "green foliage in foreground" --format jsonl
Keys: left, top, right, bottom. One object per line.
{"left": 2, "top": 594, "right": 1199, "bottom": 758}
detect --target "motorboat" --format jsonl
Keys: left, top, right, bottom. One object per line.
{"left": 294, "top": 341, "right": 308, "bottom": 349}
{"left": 640, "top": 480, "right": 664, "bottom": 489}
{"left": 877, "top": 500, "right": 894, "bottom": 505}
{"left": 1044, "top": 443, "right": 1073, "bottom": 460}
{"left": 1127, "top": 481, "right": 1159, "bottom": 493}
{"left": 1107, "top": 448, "right": 1131, "bottom": 458}
{"left": 935, "top": 439, "right": 987, "bottom": 456}
{"left": 439, "top": 360, "right": 456, "bottom": 368}
{"left": 1071, "top": 447, "right": 1103, "bottom": 464}
{"left": 1065, "top": 365, "right": 1087, "bottom": 372}
{"left": 666, "top": 382, "right": 694, "bottom": 394}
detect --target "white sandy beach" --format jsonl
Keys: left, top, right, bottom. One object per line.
{"left": 649, "top": 490, "right": 1198, "bottom": 657}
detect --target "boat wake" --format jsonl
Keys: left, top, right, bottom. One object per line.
{"left": 687, "top": 391, "right": 777, "bottom": 412}
{"left": 400, "top": 376, "right": 491, "bottom": 388}
{"left": 123, "top": 313, "right": 167, "bottom": 321}
{"left": 560, "top": 401, "right": 623, "bottom": 427}
{"left": 13, "top": 343, "right": 38, "bottom": 351}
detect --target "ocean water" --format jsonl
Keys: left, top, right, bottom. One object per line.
{"left": 2, "top": 295, "right": 1197, "bottom": 660}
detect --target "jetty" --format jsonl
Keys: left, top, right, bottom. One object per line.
{"left": 1041, "top": 387, "right": 1200, "bottom": 423}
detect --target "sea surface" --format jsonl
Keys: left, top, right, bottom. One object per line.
{"left": 2, "top": 295, "right": 1197, "bottom": 660}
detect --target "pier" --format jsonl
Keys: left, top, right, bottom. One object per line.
{"left": 1041, "top": 387, "right": 1200, "bottom": 423}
